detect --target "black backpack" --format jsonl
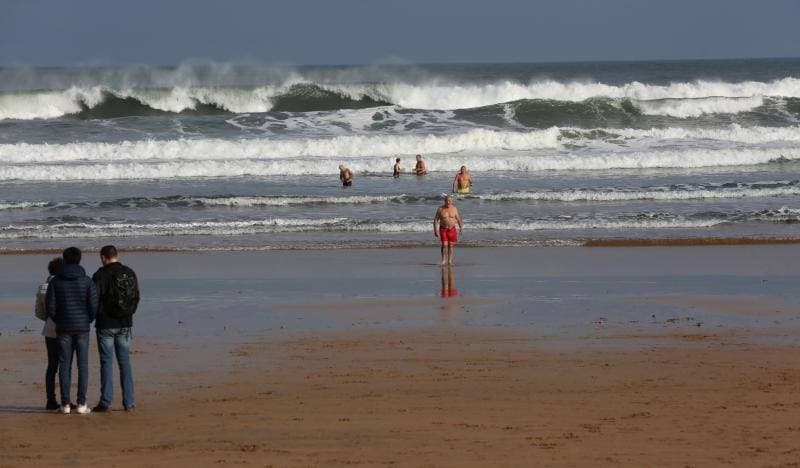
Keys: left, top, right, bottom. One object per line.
{"left": 106, "top": 266, "right": 138, "bottom": 318}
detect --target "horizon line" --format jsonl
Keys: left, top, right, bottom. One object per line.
{"left": 2, "top": 55, "right": 800, "bottom": 69}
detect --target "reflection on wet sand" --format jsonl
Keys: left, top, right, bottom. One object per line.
{"left": 440, "top": 265, "right": 458, "bottom": 298}
{"left": 439, "top": 265, "right": 461, "bottom": 326}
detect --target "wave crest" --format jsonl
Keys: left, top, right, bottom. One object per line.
{"left": 1, "top": 142, "right": 798, "bottom": 181}
{"left": 3, "top": 77, "right": 800, "bottom": 120}
{"left": 0, "top": 127, "right": 562, "bottom": 164}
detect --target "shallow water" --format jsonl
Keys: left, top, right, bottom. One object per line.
{"left": 3, "top": 247, "right": 799, "bottom": 346}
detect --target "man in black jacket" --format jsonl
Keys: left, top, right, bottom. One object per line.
{"left": 91, "top": 245, "right": 140, "bottom": 412}
{"left": 46, "top": 246, "right": 98, "bottom": 414}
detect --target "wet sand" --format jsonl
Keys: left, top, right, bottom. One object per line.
{"left": 584, "top": 236, "right": 800, "bottom": 247}
{"left": 1, "top": 246, "right": 799, "bottom": 466}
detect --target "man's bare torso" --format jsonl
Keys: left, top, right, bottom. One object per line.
{"left": 437, "top": 206, "right": 459, "bottom": 229}
{"left": 455, "top": 173, "right": 470, "bottom": 189}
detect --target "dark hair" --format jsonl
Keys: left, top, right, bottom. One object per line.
{"left": 62, "top": 247, "right": 82, "bottom": 265}
{"left": 100, "top": 245, "right": 118, "bottom": 259}
{"left": 47, "top": 257, "right": 63, "bottom": 276}
{"left": 396, "top": 158, "right": 400, "bottom": 162}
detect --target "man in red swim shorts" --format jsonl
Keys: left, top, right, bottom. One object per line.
{"left": 433, "top": 195, "right": 463, "bottom": 266}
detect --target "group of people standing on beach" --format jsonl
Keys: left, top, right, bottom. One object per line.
{"left": 34, "top": 245, "right": 140, "bottom": 414}
{"left": 339, "top": 154, "right": 470, "bottom": 265}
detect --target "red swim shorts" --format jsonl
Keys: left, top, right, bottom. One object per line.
{"left": 441, "top": 287, "right": 459, "bottom": 298}
{"left": 439, "top": 226, "right": 458, "bottom": 243}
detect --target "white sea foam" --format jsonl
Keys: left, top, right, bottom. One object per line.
{"left": 0, "top": 217, "right": 348, "bottom": 239}
{"left": 228, "top": 106, "right": 464, "bottom": 138}
{"left": 1, "top": 146, "right": 797, "bottom": 181}
{"left": 2, "top": 122, "right": 799, "bottom": 181}
{"left": 477, "top": 184, "right": 800, "bottom": 202}
{"left": 0, "top": 201, "right": 49, "bottom": 210}
{"left": 467, "top": 218, "right": 725, "bottom": 231}
{"left": 0, "top": 127, "right": 561, "bottom": 164}
{"left": 634, "top": 96, "right": 765, "bottom": 118}
{"left": 748, "top": 206, "right": 800, "bottom": 221}
{"left": 3, "top": 77, "right": 800, "bottom": 119}
{"left": 0, "top": 216, "right": 727, "bottom": 239}
{"left": 5, "top": 180, "right": 795, "bottom": 212}
{"left": 312, "top": 217, "right": 727, "bottom": 233}
{"left": 0, "top": 86, "right": 106, "bottom": 120}
{"left": 4, "top": 124, "right": 798, "bottom": 170}
{"left": 196, "top": 195, "right": 405, "bottom": 207}
{"left": 340, "top": 78, "right": 800, "bottom": 112}
{"left": 0, "top": 83, "right": 298, "bottom": 120}
{"left": 602, "top": 124, "right": 800, "bottom": 144}
{"left": 124, "top": 86, "right": 281, "bottom": 113}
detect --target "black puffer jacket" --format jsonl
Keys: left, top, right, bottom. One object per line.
{"left": 46, "top": 264, "right": 98, "bottom": 334}
{"left": 93, "top": 262, "right": 139, "bottom": 329}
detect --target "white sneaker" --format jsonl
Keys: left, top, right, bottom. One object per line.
{"left": 60, "top": 404, "right": 71, "bottom": 414}
{"left": 75, "top": 404, "right": 91, "bottom": 414}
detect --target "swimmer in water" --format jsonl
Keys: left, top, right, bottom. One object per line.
{"left": 414, "top": 154, "right": 427, "bottom": 176}
{"left": 339, "top": 165, "right": 354, "bottom": 187}
{"left": 452, "top": 165, "right": 473, "bottom": 194}
{"left": 393, "top": 158, "right": 402, "bottom": 178}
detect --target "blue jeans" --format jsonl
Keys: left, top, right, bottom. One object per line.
{"left": 58, "top": 334, "right": 89, "bottom": 406}
{"left": 97, "top": 327, "right": 135, "bottom": 409}
{"left": 45, "top": 337, "right": 60, "bottom": 402}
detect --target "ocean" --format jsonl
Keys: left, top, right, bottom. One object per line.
{"left": 1, "top": 59, "right": 800, "bottom": 251}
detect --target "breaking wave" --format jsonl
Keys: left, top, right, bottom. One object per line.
{"left": 3, "top": 77, "right": 800, "bottom": 120}
{"left": 0, "top": 127, "right": 562, "bottom": 164}
{"left": 372, "top": 78, "right": 800, "bottom": 110}
{"left": 0, "top": 83, "right": 389, "bottom": 120}
{"left": 3, "top": 121, "right": 800, "bottom": 181}
{"left": 1, "top": 146, "right": 798, "bottom": 181}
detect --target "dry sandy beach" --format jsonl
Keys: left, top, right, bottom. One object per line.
{"left": 1, "top": 245, "right": 799, "bottom": 467}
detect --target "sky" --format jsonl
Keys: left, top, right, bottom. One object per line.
{"left": 1, "top": 0, "right": 799, "bottom": 66}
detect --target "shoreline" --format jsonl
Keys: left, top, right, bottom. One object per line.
{"left": 583, "top": 236, "right": 800, "bottom": 247}
{"left": 3, "top": 235, "right": 800, "bottom": 255}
